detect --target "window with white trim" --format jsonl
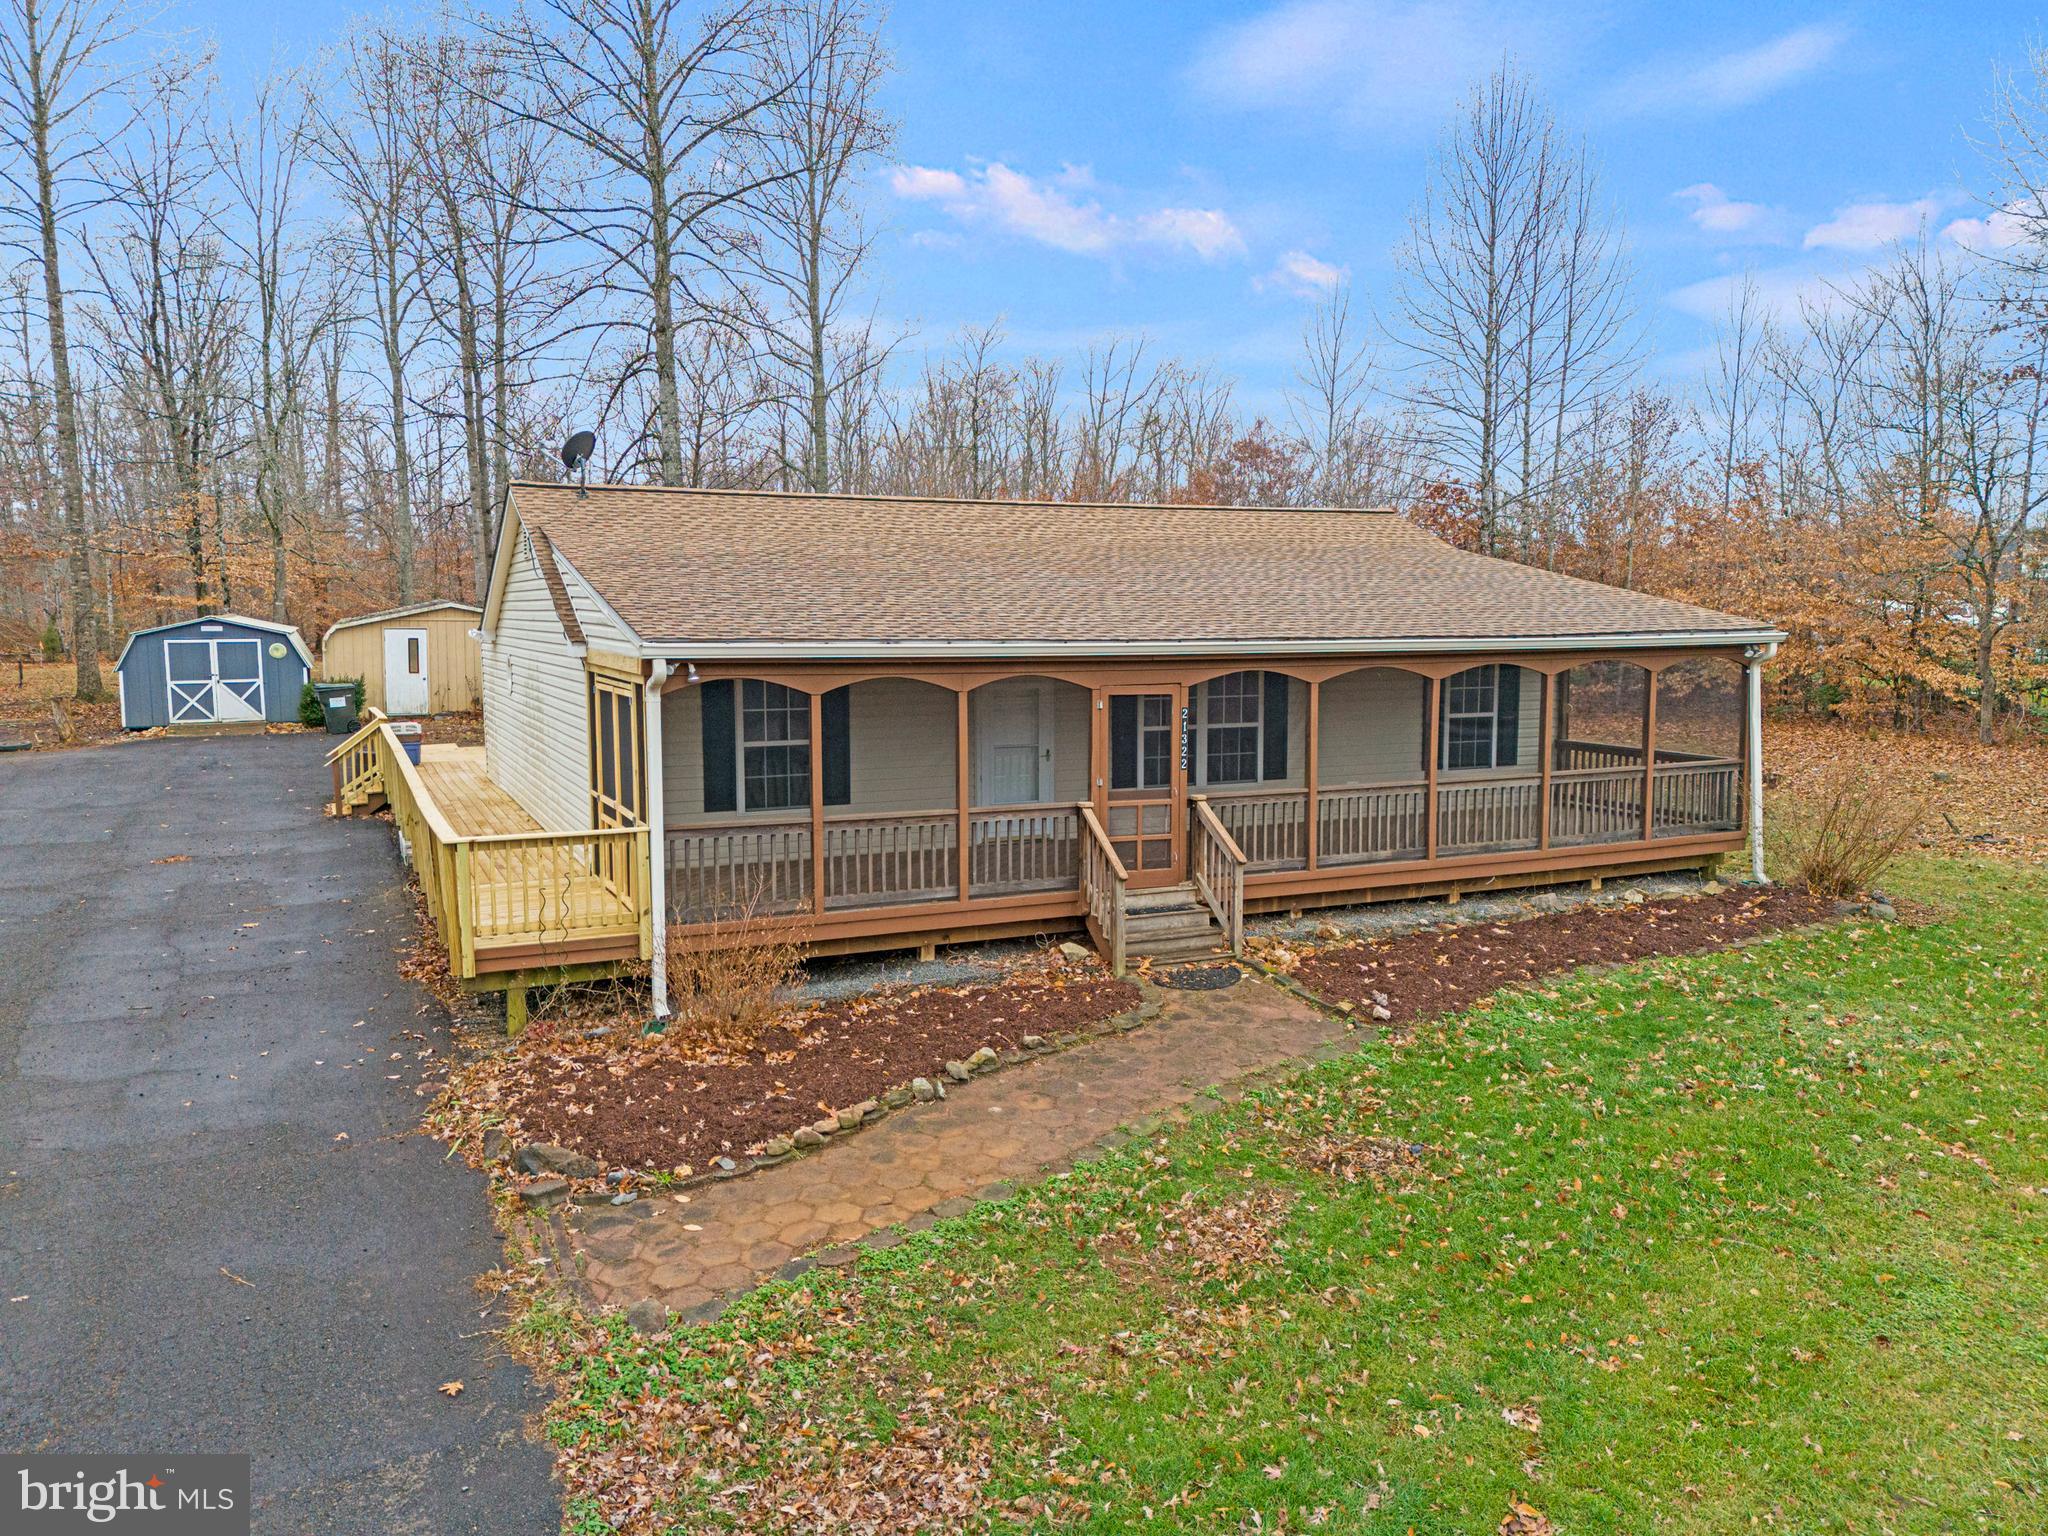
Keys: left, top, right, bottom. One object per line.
{"left": 1443, "top": 665, "right": 1500, "bottom": 770}
{"left": 741, "top": 679, "right": 810, "bottom": 810}
{"left": 1200, "top": 671, "right": 1262, "bottom": 785}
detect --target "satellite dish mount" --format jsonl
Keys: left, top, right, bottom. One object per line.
{"left": 561, "top": 430, "right": 597, "bottom": 498}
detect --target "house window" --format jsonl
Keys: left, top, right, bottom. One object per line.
{"left": 1201, "top": 671, "right": 1263, "bottom": 785}
{"left": 741, "top": 679, "right": 810, "bottom": 810}
{"left": 1441, "top": 664, "right": 1520, "bottom": 771}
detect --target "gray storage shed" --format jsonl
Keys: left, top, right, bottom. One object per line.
{"left": 116, "top": 614, "right": 314, "bottom": 728}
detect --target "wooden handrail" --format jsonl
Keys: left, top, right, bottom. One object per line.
{"left": 322, "top": 706, "right": 388, "bottom": 766}
{"left": 1188, "top": 794, "right": 1249, "bottom": 866}
{"left": 1077, "top": 802, "right": 1128, "bottom": 881}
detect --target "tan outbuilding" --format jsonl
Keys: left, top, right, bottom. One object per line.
{"left": 320, "top": 600, "right": 482, "bottom": 716}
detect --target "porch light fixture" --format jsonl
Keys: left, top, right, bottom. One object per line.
{"left": 685, "top": 661, "right": 700, "bottom": 683}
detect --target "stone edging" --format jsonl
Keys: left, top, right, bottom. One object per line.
{"left": 507, "top": 982, "right": 1166, "bottom": 1212}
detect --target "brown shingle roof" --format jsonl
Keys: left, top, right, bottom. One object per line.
{"left": 512, "top": 482, "right": 1775, "bottom": 652}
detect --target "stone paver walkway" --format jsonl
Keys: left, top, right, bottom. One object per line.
{"left": 567, "top": 973, "right": 1347, "bottom": 1320}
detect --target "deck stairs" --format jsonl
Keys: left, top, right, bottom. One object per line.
{"left": 1122, "top": 882, "right": 1230, "bottom": 965}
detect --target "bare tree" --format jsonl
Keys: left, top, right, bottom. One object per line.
{"left": 475, "top": 0, "right": 825, "bottom": 484}
{"left": 310, "top": 25, "right": 430, "bottom": 601}
{"left": 218, "top": 73, "right": 338, "bottom": 620}
{"left": 737, "top": 0, "right": 891, "bottom": 491}
{"left": 1390, "top": 64, "right": 1637, "bottom": 554}
{"left": 0, "top": 0, "right": 143, "bottom": 696}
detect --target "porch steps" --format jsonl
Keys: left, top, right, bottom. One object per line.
{"left": 1121, "top": 882, "right": 1229, "bottom": 965}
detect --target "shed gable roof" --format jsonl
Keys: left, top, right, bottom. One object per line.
{"left": 115, "top": 613, "right": 314, "bottom": 670}
{"left": 504, "top": 482, "right": 1779, "bottom": 655}
{"left": 321, "top": 600, "right": 481, "bottom": 647}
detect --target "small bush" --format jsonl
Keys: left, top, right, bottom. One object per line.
{"left": 658, "top": 887, "right": 808, "bottom": 1054}
{"left": 1767, "top": 763, "right": 1925, "bottom": 898}
{"left": 39, "top": 623, "right": 63, "bottom": 662}
{"left": 299, "top": 676, "right": 366, "bottom": 727}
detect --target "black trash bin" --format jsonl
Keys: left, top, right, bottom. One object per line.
{"left": 314, "top": 681, "right": 359, "bottom": 734}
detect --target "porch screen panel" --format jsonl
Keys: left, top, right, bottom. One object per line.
{"left": 1549, "top": 662, "right": 1649, "bottom": 846}
{"left": 1651, "top": 657, "right": 1743, "bottom": 836}
{"left": 589, "top": 672, "right": 644, "bottom": 828}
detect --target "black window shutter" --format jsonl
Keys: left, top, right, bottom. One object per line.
{"left": 1495, "top": 665, "right": 1520, "bottom": 767}
{"left": 1109, "top": 695, "right": 1137, "bottom": 790}
{"left": 821, "top": 685, "right": 851, "bottom": 806}
{"left": 1434, "top": 678, "right": 1446, "bottom": 771}
{"left": 1262, "top": 671, "right": 1289, "bottom": 780}
{"left": 700, "top": 679, "right": 736, "bottom": 813}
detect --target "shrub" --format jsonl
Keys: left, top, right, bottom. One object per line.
{"left": 299, "top": 676, "right": 366, "bottom": 727}
{"left": 39, "top": 623, "right": 62, "bottom": 662}
{"left": 1767, "top": 763, "right": 1925, "bottom": 898}
{"left": 657, "top": 888, "right": 808, "bottom": 1054}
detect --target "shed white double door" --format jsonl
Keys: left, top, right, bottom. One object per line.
{"left": 166, "top": 637, "right": 265, "bottom": 723}
{"left": 382, "top": 627, "right": 430, "bottom": 716}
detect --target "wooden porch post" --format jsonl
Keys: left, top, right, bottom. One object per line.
{"left": 809, "top": 689, "right": 826, "bottom": 916}
{"left": 1640, "top": 670, "right": 1658, "bottom": 843}
{"left": 1304, "top": 678, "right": 1320, "bottom": 871}
{"left": 1424, "top": 674, "right": 1441, "bottom": 862}
{"left": 955, "top": 686, "right": 971, "bottom": 902}
{"left": 1537, "top": 670, "right": 1553, "bottom": 850}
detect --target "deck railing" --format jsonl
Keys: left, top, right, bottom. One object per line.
{"left": 1549, "top": 765, "right": 1647, "bottom": 846}
{"left": 1188, "top": 796, "right": 1247, "bottom": 955}
{"left": 1651, "top": 757, "right": 1742, "bottom": 835}
{"left": 1205, "top": 787, "right": 1310, "bottom": 871}
{"left": 1079, "top": 804, "right": 1129, "bottom": 976}
{"left": 1436, "top": 774, "right": 1543, "bottom": 854}
{"left": 1319, "top": 780, "right": 1429, "bottom": 865}
{"left": 970, "top": 804, "right": 1080, "bottom": 896}
{"left": 326, "top": 720, "right": 649, "bottom": 979}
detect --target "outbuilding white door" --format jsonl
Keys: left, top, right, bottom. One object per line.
{"left": 383, "top": 627, "right": 429, "bottom": 716}
{"left": 165, "top": 637, "right": 265, "bottom": 723}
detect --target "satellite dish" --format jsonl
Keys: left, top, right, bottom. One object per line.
{"left": 560, "top": 430, "right": 596, "bottom": 472}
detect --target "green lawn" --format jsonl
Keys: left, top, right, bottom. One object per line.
{"left": 532, "top": 859, "right": 2048, "bottom": 1534}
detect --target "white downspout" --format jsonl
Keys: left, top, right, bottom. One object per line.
{"left": 644, "top": 659, "right": 673, "bottom": 1018}
{"left": 1745, "top": 642, "right": 1778, "bottom": 884}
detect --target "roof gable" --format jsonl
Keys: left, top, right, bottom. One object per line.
{"left": 116, "top": 613, "right": 314, "bottom": 670}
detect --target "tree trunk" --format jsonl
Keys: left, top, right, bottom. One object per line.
{"left": 29, "top": 37, "right": 103, "bottom": 699}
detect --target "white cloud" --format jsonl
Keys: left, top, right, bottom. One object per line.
{"left": 1608, "top": 23, "right": 1848, "bottom": 116}
{"left": 889, "top": 161, "right": 1246, "bottom": 262}
{"left": 1187, "top": 0, "right": 1577, "bottom": 134}
{"left": 1666, "top": 265, "right": 1856, "bottom": 323}
{"left": 1803, "top": 195, "right": 1950, "bottom": 251}
{"left": 1674, "top": 183, "right": 1776, "bottom": 240}
{"left": 1256, "top": 249, "right": 1349, "bottom": 298}
{"left": 1944, "top": 204, "right": 2032, "bottom": 253}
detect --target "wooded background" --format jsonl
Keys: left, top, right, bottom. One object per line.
{"left": 4, "top": 0, "right": 2046, "bottom": 741}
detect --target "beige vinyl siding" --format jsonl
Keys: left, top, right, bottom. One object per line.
{"left": 1318, "top": 665, "right": 1540, "bottom": 784}
{"left": 322, "top": 603, "right": 481, "bottom": 714}
{"left": 666, "top": 677, "right": 1095, "bottom": 824}
{"left": 481, "top": 532, "right": 592, "bottom": 830}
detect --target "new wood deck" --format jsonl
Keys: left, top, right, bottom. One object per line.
{"left": 415, "top": 745, "right": 538, "bottom": 836}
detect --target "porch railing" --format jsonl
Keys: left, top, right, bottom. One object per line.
{"left": 1436, "top": 774, "right": 1543, "bottom": 854}
{"left": 1548, "top": 766, "right": 1647, "bottom": 846}
{"left": 667, "top": 819, "right": 814, "bottom": 919}
{"left": 1205, "top": 787, "right": 1310, "bottom": 871}
{"left": 1079, "top": 804, "right": 1128, "bottom": 975}
{"left": 823, "top": 810, "right": 958, "bottom": 908}
{"left": 1319, "top": 780, "right": 1428, "bottom": 865}
{"left": 1188, "top": 796, "right": 1247, "bottom": 955}
{"left": 1652, "top": 757, "right": 1742, "bottom": 835}
{"left": 970, "top": 804, "right": 1081, "bottom": 896}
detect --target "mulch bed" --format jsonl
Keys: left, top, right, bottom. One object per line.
{"left": 1284, "top": 884, "right": 1841, "bottom": 1028}
{"left": 498, "top": 974, "right": 1143, "bottom": 1172}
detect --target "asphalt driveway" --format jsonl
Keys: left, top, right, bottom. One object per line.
{"left": 0, "top": 732, "right": 558, "bottom": 1533}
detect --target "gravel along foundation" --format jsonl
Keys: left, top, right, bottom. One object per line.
{"left": 495, "top": 973, "right": 1142, "bottom": 1174}
{"left": 1275, "top": 882, "right": 1840, "bottom": 1026}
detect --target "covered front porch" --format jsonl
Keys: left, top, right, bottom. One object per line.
{"left": 646, "top": 649, "right": 1757, "bottom": 970}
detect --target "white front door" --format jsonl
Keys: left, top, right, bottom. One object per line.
{"left": 973, "top": 681, "right": 1052, "bottom": 805}
{"left": 383, "top": 627, "right": 429, "bottom": 716}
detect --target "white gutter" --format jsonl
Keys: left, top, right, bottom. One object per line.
{"left": 636, "top": 628, "right": 1787, "bottom": 662}
{"left": 644, "top": 659, "right": 672, "bottom": 1019}
{"left": 1746, "top": 641, "right": 1779, "bottom": 883}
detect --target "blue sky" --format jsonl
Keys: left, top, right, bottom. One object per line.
{"left": 184, "top": 0, "right": 2043, "bottom": 414}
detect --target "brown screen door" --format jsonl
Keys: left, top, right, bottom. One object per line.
{"left": 1102, "top": 688, "right": 1185, "bottom": 887}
